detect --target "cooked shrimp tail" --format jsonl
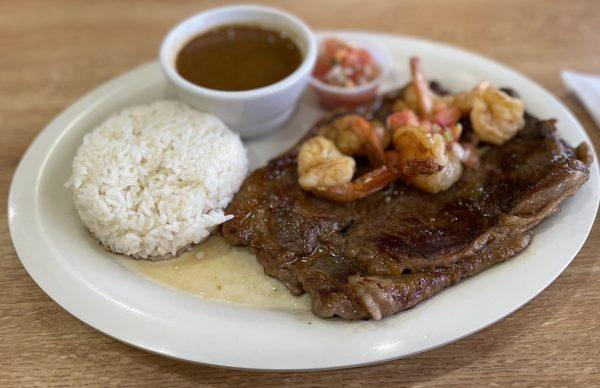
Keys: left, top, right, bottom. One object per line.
{"left": 385, "top": 150, "right": 443, "bottom": 176}
{"left": 350, "top": 116, "right": 387, "bottom": 167}
{"left": 310, "top": 165, "right": 400, "bottom": 203}
{"left": 392, "top": 126, "right": 439, "bottom": 169}
{"left": 410, "top": 57, "right": 433, "bottom": 117}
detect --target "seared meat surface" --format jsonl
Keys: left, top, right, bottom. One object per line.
{"left": 222, "top": 89, "right": 592, "bottom": 320}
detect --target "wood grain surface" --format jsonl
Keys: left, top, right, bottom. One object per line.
{"left": 1, "top": 0, "right": 599, "bottom": 386}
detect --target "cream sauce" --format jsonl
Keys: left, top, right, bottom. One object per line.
{"left": 121, "top": 236, "right": 310, "bottom": 311}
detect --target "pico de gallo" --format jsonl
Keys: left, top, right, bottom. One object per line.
{"left": 313, "top": 38, "right": 381, "bottom": 88}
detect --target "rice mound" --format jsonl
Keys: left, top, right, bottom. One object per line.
{"left": 67, "top": 100, "right": 248, "bottom": 260}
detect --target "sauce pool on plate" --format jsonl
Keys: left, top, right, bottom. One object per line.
{"left": 176, "top": 25, "right": 303, "bottom": 91}
{"left": 121, "top": 236, "right": 310, "bottom": 311}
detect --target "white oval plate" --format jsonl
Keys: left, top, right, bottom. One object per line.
{"left": 8, "top": 32, "right": 599, "bottom": 371}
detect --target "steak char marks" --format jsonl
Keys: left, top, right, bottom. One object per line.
{"left": 222, "top": 88, "right": 592, "bottom": 320}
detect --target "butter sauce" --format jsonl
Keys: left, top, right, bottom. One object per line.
{"left": 121, "top": 236, "right": 310, "bottom": 311}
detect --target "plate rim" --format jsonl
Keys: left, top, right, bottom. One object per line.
{"left": 8, "top": 30, "right": 600, "bottom": 371}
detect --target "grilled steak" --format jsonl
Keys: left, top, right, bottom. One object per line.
{"left": 222, "top": 89, "right": 593, "bottom": 320}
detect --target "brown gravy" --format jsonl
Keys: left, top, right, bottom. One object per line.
{"left": 176, "top": 25, "right": 303, "bottom": 91}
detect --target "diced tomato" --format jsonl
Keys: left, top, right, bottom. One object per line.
{"left": 356, "top": 48, "right": 372, "bottom": 66}
{"left": 323, "top": 39, "right": 342, "bottom": 57}
{"left": 432, "top": 105, "right": 462, "bottom": 127}
{"left": 386, "top": 111, "right": 420, "bottom": 129}
{"left": 313, "top": 57, "right": 332, "bottom": 79}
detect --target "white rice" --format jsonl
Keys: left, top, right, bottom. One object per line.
{"left": 66, "top": 100, "right": 248, "bottom": 260}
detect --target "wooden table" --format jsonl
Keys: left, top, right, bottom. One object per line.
{"left": 2, "top": 0, "right": 599, "bottom": 385}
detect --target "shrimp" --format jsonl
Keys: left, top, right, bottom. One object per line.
{"left": 469, "top": 82, "right": 525, "bottom": 145}
{"left": 310, "top": 125, "right": 463, "bottom": 200}
{"left": 298, "top": 136, "right": 401, "bottom": 202}
{"left": 299, "top": 122, "right": 461, "bottom": 201}
{"left": 386, "top": 58, "right": 479, "bottom": 190}
{"left": 386, "top": 63, "right": 465, "bottom": 192}
{"left": 308, "top": 165, "right": 401, "bottom": 203}
{"left": 309, "top": 139, "right": 450, "bottom": 203}
{"left": 398, "top": 58, "right": 462, "bottom": 128}
{"left": 297, "top": 136, "right": 356, "bottom": 190}
{"left": 300, "top": 58, "right": 516, "bottom": 201}
{"left": 410, "top": 140, "right": 462, "bottom": 193}
{"left": 392, "top": 126, "right": 463, "bottom": 193}
{"left": 319, "top": 114, "right": 387, "bottom": 167}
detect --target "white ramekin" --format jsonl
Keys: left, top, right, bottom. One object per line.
{"left": 160, "top": 5, "right": 317, "bottom": 138}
